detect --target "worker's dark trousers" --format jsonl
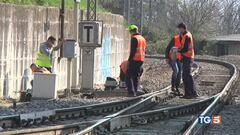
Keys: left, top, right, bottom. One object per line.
{"left": 120, "top": 69, "right": 126, "bottom": 82}
{"left": 169, "top": 60, "right": 182, "bottom": 89}
{"left": 126, "top": 61, "right": 143, "bottom": 95}
{"left": 182, "top": 57, "right": 197, "bottom": 96}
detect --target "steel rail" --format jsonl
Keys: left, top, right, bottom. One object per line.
{"left": 0, "top": 96, "right": 141, "bottom": 129}
{"left": 0, "top": 120, "right": 97, "bottom": 135}
{"left": 74, "top": 57, "right": 238, "bottom": 135}
{"left": 74, "top": 89, "right": 172, "bottom": 135}
{"left": 1, "top": 82, "right": 177, "bottom": 135}
{"left": 0, "top": 84, "right": 174, "bottom": 135}
{"left": 108, "top": 95, "right": 216, "bottom": 132}
{"left": 0, "top": 56, "right": 200, "bottom": 135}
{"left": 73, "top": 56, "right": 200, "bottom": 135}
{"left": 0, "top": 58, "right": 189, "bottom": 134}
{"left": 183, "top": 59, "right": 239, "bottom": 135}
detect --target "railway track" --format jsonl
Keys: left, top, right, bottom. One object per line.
{"left": 0, "top": 56, "right": 198, "bottom": 134}
{"left": 107, "top": 59, "right": 236, "bottom": 135}
{"left": 73, "top": 57, "right": 238, "bottom": 135}
{"left": 0, "top": 56, "right": 237, "bottom": 135}
{"left": 0, "top": 85, "right": 179, "bottom": 135}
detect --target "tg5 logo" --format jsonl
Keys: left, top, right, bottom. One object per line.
{"left": 198, "top": 115, "right": 222, "bottom": 124}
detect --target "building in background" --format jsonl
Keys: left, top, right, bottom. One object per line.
{"left": 207, "top": 34, "right": 240, "bottom": 56}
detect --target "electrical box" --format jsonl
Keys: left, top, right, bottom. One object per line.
{"left": 63, "top": 39, "right": 79, "bottom": 58}
{"left": 79, "top": 21, "right": 103, "bottom": 47}
{"left": 32, "top": 73, "right": 58, "bottom": 99}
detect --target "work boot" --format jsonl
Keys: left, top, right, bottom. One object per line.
{"left": 170, "top": 87, "right": 177, "bottom": 95}
{"left": 128, "top": 92, "right": 137, "bottom": 97}
{"left": 174, "top": 88, "right": 183, "bottom": 96}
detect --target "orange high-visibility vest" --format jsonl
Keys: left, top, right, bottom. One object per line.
{"left": 181, "top": 32, "right": 194, "bottom": 58}
{"left": 169, "top": 35, "right": 182, "bottom": 60}
{"left": 132, "top": 35, "right": 147, "bottom": 61}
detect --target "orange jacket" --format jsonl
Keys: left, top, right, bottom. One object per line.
{"left": 132, "top": 35, "right": 147, "bottom": 61}
{"left": 169, "top": 35, "right": 182, "bottom": 60}
{"left": 181, "top": 32, "right": 194, "bottom": 58}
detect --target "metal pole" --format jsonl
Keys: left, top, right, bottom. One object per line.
{"left": 127, "top": 0, "right": 130, "bottom": 22}
{"left": 81, "top": 0, "right": 97, "bottom": 92}
{"left": 72, "top": 0, "right": 80, "bottom": 88}
{"left": 140, "top": 0, "right": 143, "bottom": 34}
{"left": 79, "top": 10, "right": 84, "bottom": 88}
{"left": 87, "top": 0, "right": 97, "bottom": 21}
{"left": 149, "top": 0, "right": 152, "bottom": 23}
{"left": 67, "top": 59, "right": 72, "bottom": 95}
{"left": 61, "top": 0, "right": 72, "bottom": 95}
{"left": 60, "top": 0, "right": 65, "bottom": 57}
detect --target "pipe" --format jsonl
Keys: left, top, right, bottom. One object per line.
{"left": 60, "top": 0, "right": 65, "bottom": 57}
{"left": 3, "top": 73, "right": 9, "bottom": 99}
{"left": 72, "top": 0, "right": 80, "bottom": 88}
{"left": 21, "top": 69, "right": 30, "bottom": 92}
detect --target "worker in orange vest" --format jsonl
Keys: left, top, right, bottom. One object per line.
{"left": 177, "top": 23, "right": 197, "bottom": 99}
{"left": 165, "top": 35, "right": 183, "bottom": 96}
{"left": 119, "top": 60, "right": 143, "bottom": 88}
{"left": 126, "top": 25, "right": 147, "bottom": 96}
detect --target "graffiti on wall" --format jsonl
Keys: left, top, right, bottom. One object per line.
{"left": 101, "top": 27, "right": 112, "bottom": 79}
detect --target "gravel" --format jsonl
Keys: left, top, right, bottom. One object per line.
{"left": 0, "top": 58, "right": 172, "bottom": 116}
{"left": 141, "top": 58, "right": 171, "bottom": 92}
{"left": 151, "top": 59, "right": 231, "bottom": 109}
{"left": 113, "top": 116, "right": 193, "bottom": 135}
{"left": 204, "top": 55, "right": 240, "bottom": 135}
{"left": 113, "top": 55, "right": 235, "bottom": 135}
{"left": 195, "top": 62, "right": 230, "bottom": 96}
{"left": 0, "top": 96, "right": 128, "bottom": 116}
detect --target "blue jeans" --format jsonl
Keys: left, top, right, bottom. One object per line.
{"left": 169, "top": 60, "right": 182, "bottom": 89}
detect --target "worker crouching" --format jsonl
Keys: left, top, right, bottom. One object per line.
{"left": 119, "top": 60, "right": 143, "bottom": 89}
{"left": 126, "top": 25, "right": 147, "bottom": 97}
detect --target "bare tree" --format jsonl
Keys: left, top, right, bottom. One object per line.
{"left": 219, "top": 0, "right": 240, "bottom": 34}
{"left": 177, "top": 0, "right": 220, "bottom": 39}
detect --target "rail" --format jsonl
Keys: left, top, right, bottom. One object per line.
{"left": 183, "top": 59, "right": 238, "bottom": 135}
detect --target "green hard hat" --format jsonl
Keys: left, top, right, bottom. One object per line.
{"left": 128, "top": 24, "right": 138, "bottom": 31}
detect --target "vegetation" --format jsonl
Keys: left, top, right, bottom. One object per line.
{"left": 0, "top": 0, "right": 107, "bottom": 12}
{"left": 99, "top": 0, "right": 240, "bottom": 55}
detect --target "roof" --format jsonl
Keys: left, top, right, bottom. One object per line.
{"left": 208, "top": 34, "right": 240, "bottom": 42}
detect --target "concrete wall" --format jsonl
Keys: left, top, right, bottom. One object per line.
{"left": 0, "top": 4, "right": 129, "bottom": 99}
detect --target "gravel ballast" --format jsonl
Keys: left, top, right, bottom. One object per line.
{"left": 0, "top": 58, "right": 171, "bottom": 116}
{"left": 204, "top": 55, "right": 240, "bottom": 135}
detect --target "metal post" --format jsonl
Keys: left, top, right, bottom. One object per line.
{"left": 79, "top": 10, "right": 84, "bottom": 88}
{"left": 67, "top": 59, "right": 72, "bottom": 95}
{"left": 60, "top": 0, "right": 65, "bottom": 57}
{"left": 149, "top": 0, "right": 152, "bottom": 23}
{"left": 60, "top": 0, "right": 72, "bottom": 95}
{"left": 87, "top": 0, "right": 97, "bottom": 21}
{"left": 72, "top": 0, "right": 80, "bottom": 88}
{"left": 124, "top": 0, "right": 130, "bottom": 22}
{"left": 81, "top": 0, "right": 98, "bottom": 92}
{"left": 140, "top": 0, "right": 143, "bottom": 34}
{"left": 3, "top": 73, "right": 9, "bottom": 99}
{"left": 127, "top": 0, "right": 130, "bottom": 22}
